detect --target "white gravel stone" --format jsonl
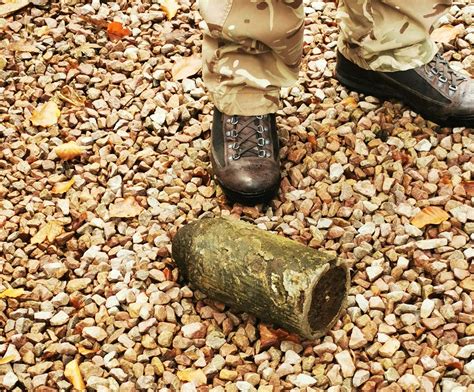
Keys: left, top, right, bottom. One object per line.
{"left": 416, "top": 238, "right": 448, "bottom": 249}
{"left": 366, "top": 265, "right": 384, "bottom": 282}
{"left": 353, "top": 369, "right": 370, "bottom": 387}
{"left": 317, "top": 218, "right": 333, "bottom": 229}
{"left": 329, "top": 163, "right": 344, "bottom": 182}
{"left": 50, "top": 311, "right": 69, "bottom": 326}
{"left": 82, "top": 326, "right": 108, "bottom": 341}
{"left": 398, "top": 374, "right": 420, "bottom": 390}
{"left": 1, "top": 372, "right": 18, "bottom": 389}
{"left": 379, "top": 338, "right": 400, "bottom": 357}
{"left": 335, "top": 350, "right": 355, "bottom": 377}
{"left": 420, "top": 299, "right": 435, "bottom": 318}
{"left": 414, "top": 139, "right": 432, "bottom": 151}
{"left": 293, "top": 374, "right": 316, "bottom": 387}
{"left": 354, "top": 180, "right": 376, "bottom": 197}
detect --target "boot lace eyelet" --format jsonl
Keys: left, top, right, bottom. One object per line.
{"left": 438, "top": 75, "right": 447, "bottom": 83}
{"left": 257, "top": 125, "right": 265, "bottom": 134}
{"left": 232, "top": 154, "right": 240, "bottom": 160}
{"left": 257, "top": 137, "right": 266, "bottom": 147}
{"left": 449, "top": 84, "right": 458, "bottom": 92}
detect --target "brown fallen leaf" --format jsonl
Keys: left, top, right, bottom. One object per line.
{"left": 107, "top": 21, "right": 132, "bottom": 41}
{"left": 0, "top": 0, "right": 29, "bottom": 17}
{"left": 56, "top": 86, "right": 86, "bottom": 107}
{"left": 109, "top": 197, "right": 143, "bottom": 218}
{"left": 160, "top": 0, "right": 179, "bottom": 20}
{"left": 462, "top": 181, "right": 474, "bottom": 197}
{"left": 0, "top": 287, "right": 25, "bottom": 299}
{"left": 258, "top": 324, "right": 300, "bottom": 349}
{"left": 411, "top": 206, "right": 449, "bottom": 229}
{"left": 31, "top": 100, "right": 60, "bottom": 127}
{"left": 52, "top": 178, "right": 75, "bottom": 194}
{"left": 431, "top": 25, "right": 463, "bottom": 44}
{"left": 0, "top": 56, "right": 6, "bottom": 70}
{"left": 0, "top": 356, "right": 15, "bottom": 365}
{"left": 172, "top": 55, "right": 202, "bottom": 81}
{"left": 54, "top": 142, "right": 86, "bottom": 160}
{"left": 64, "top": 359, "right": 86, "bottom": 391}
{"left": 31, "top": 221, "right": 64, "bottom": 244}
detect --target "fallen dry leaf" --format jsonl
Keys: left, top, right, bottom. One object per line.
{"left": 31, "top": 100, "right": 60, "bottom": 127}
{"left": 258, "top": 324, "right": 300, "bottom": 349}
{"left": 77, "top": 345, "right": 97, "bottom": 356}
{"left": 172, "top": 55, "right": 202, "bottom": 81}
{"left": 56, "top": 86, "right": 86, "bottom": 107}
{"left": 461, "top": 181, "right": 474, "bottom": 197}
{"left": 176, "top": 369, "right": 207, "bottom": 385}
{"left": 431, "top": 25, "right": 463, "bottom": 44}
{"left": 0, "top": 287, "right": 25, "bottom": 299}
{"left": 109, "top": 197, "right": 143, "bottom": 218}
{"left": 0, "top": 56, "right": 6, "bottom": 70}
{"left": 54, "top": 142, "right": 86, "bottom": 160}
{"left": 7, "top": 40, "right": 38, "bottom": 52}
{"left": 107, "top": 21, "right": 131, "bottom": 41}
{"left": 0, "top": 0, "right": 29, "bottom": 17}
{"left": 52, "top": 178, "right": 75, "bottom": 194}
{"left": 0, "top": 356, "right": 15, "bottom": 365}
{"left": 31, "top": 221, "right": 64, "bottom": 244}
{"left": 160, "top": 0, "right": 179, "bottom": 20}
{"left": 411, "top": 206, "right": 449, "bottom": 229}
{"left": 64, "top": 359, "right": 86, "bottom": 391}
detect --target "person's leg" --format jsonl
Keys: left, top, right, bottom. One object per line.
{"left": 199, "top": 0, "right": 304, "bottom": 116}
{"left": 199, "top": 0, "right": 305, "bottom": 204}
{"left": 337, "top": 0, "right": 450, "bottom": 72}
{"left": 335, "top": 0, "right": 474, "bottom": 127}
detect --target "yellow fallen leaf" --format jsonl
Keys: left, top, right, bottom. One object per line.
{"left": 431, "top": 25, "right": 463, "bottom": 44}
{"left": 0, "top": 356, "right": 15, "bottom": 365}
{"left": 64, "top": 359, "right": 86, "bottom": 391}
{"left": 54, "top": 142, "right": 86, "bottom": 160}
{"left": 77, "top": 345, "right": 97, "bottom": 356}
{"left": 160, "top": 0, "right": 179, "bottom": 20}
{"left": 56, "top": 86, "right": 86, "bottom": 107}
{"left": 0, "top": 0, "right": 29, "bottom": 17}
{"left": 109, "top": 197, "right": 143, "bottom": 218}
{"left": 0, "top": 56, "right": 6, "bottom": 70}
{"left": 411, "top": 206, "right": 449, "bottom": 229}
{"left": 52, "top": 178, "right": 75, "bottom": 194}
{"left": 0, "top": 288, "right": 25, "bottom": 299}
{"left": 177, "top": 369, "right": 207, "bottom": 386}
{"left": 7, "top": 40, "right": 39, "bottom": 52}
{"left": 172, "top": 55, "right": 202, "bottom": 81}
{"left": 31, "top": 221, "right": 64, "bottom": 244}
{"left": 31, "top": 100, "right": 60, "bottom": 127}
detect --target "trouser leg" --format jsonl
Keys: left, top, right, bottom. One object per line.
{"left": 337, "top": 0, "right": 452, "bottom": 72}
{"left": 199, "top": 0, "right": 305, "bottom": 116}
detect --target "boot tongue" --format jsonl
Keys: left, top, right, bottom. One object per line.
{"left": 233, "top": 116, "right": 264, "bottom": 159}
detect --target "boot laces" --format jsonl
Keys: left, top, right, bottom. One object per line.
{"left": 226, "top": 115, "right": 271, "bottom": 160}
{"left": 427, "top": 53, "right": 467, "bottom": 92}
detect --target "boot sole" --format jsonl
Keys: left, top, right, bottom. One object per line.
{"left": 336, "top": 71, "right": 474, "bottom": 129}
{"left": 216, "top": 179, "right": 279, "bottom": 205}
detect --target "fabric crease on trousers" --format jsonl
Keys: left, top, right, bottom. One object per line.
{"left": 199, "top": 0, "right": 452, "bottom": 115}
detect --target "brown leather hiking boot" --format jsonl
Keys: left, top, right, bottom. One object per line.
{"left": 210, "top": 108, "right": 281, "bottom": 204}
{"left": 336, "top": 51, "right": 474, "bottom": 128}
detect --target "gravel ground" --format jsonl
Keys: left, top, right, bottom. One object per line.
{"left": 0, "top": 0, "right": 473, "bottom": 391}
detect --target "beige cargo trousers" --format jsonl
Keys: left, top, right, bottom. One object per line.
{"left": 199, "top": 0, "right": 451, "bottom": 116}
